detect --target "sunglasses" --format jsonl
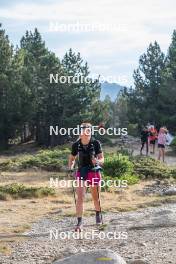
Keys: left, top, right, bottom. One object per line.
{"left": 80, "top": 125, "right": 92, "bottom": 130}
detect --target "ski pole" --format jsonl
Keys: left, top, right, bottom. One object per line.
{"left": 93, "top": 159, "right": 103, "bottom": 225}
{"left": 72, "top": 177, "right": 77, "bottom": 207}
{"left": 97, "top": 184, "right": 103, "bottom": 224}
{"left": 68, "top": 169, "right": 77, "bottom": 207}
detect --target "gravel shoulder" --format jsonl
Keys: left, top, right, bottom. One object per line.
{"left": 0, "top": 203, "right": 176, "bottom": 264}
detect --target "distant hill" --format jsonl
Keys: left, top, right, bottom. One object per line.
{"left": 100, "top": 82, "right": 124, "bottom": 101}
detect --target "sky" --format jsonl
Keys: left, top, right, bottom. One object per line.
{"left": 0, "top": 0, "right": 176, "bottom": 86}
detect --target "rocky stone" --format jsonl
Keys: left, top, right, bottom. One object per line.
{"left": 136, "top": 242, "right": 147, "bottom": 247}
{"left": 63, "top": 245, "right": 78, "bottom": 255}
{"left": 119, "top": 241, "right": 127, "bottom": 247}
{"left": 127, "top": 260, "right": 149, "bottom": 264}
{"left": 53, "top": 250, "right": 127, "bottom": 264}
{"left": 163, "top": 187, "right": 176, "bottom": 196}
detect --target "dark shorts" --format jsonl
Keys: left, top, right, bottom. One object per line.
{"left": 158, "top": 144, "right": 165, "bottom": 148}
{"left": 141, "top": 140, "right": 148, "bottom": 144}
{"left": 150, "top": 140, "right": 156, "bottom": 145}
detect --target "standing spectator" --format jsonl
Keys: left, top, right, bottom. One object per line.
{"left": 149, "top": 125, "right": 158, "bottom": 154}
{"left": 158, "top": 127, "right": 168, "bottom": 162}
{"left": 140, "top": 126, "right": 150, "bottom": 156}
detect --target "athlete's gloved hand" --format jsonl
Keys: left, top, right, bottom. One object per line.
{"left": 68, "top": 169, "right": 73, "bottom": 173}
{"left": 92, "top": 157, "right": 98, "bottom": 166}
{"left": 67, "top": 166, "right": 75, "bottom": 174}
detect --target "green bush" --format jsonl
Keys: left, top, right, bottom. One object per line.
{"left": 102, "top": 153, "right": 175, "bottom": 190}
{"left": 102, "top": 174, "right": 139, "bottom": 190}
{"left": 118, "top": 174, "right": 139, "bottom": 185}
{"left": 171, "top": 137, "right": 176, "bottom": 150}
{"left": 132, "top": 156, "right": 175, "bottom": 179}
{"left": 0, "top": 148, "right": 70, "bottom": 171}
{"left": 170, "top": 168, "right": 176, "bottom": 179}
{"left": 0, "top": 183, "right": 55, "bottom": 200}
{"left": 103, "top": 153, "right": 134, "bottom": 178}
{"left": 117, "top": 147, "right": 134, "bottom": 157}
{"left": 102, "top": 154, "right": 139, "bottom": 190}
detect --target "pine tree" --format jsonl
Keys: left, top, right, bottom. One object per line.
{"left": 158, "top": 30, "right": 176, "bottom": 130}
{"left": 0, "top": 24, "right": 13, "bottom": 149}
{"left": 127, "top": 41, "right": 165, "bottom": 126}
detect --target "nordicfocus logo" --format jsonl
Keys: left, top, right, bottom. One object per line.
{"left": 49, "top": 229, "right": 128, "bottom": 240}
{"left": 49, "top": 125, "right": 128, "bottom": 136}
{"left": 49, "top": 21, "right": 127, "bottom": 33}
{"left": 50, "top": 73, "right": 128, "bottom": 84}
{"left": 50, "top": 178, "right": 128, "bottom": 189}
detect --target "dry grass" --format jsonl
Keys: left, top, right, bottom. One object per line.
{"left": 0, "top": 170, "right": 176, "bottom": 236}
{"left": 0, "top": 170, "right": 65, "bottom": 185}
{"left": 0, "top": 242, "right": 11, "bottom": 255}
